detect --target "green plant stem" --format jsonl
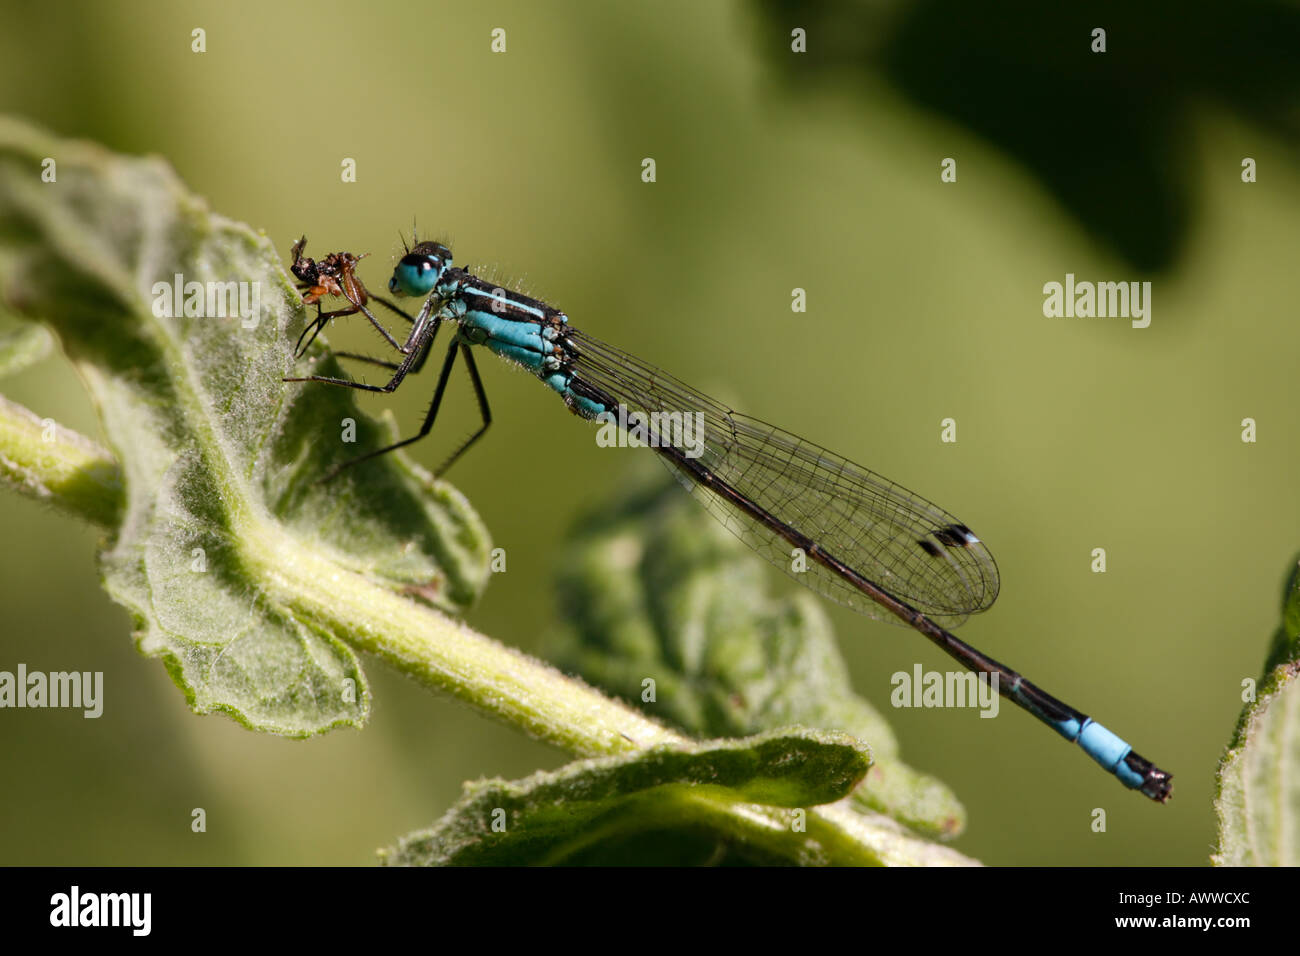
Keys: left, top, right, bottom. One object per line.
{"left": 0, "top": 394, "right": 123, "bottom": 528}
{"left": 0, "top": 391, "right": 677, "bottom": 753}
{"left": 0, "top": 393, "right": 975, "bottom": 865}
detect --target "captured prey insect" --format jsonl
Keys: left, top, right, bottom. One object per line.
{"left": 288, "top": 236, "right": 415, "bottom": 358}
{"left": 284, "top": 236, "right": 1174, "bottom": 802}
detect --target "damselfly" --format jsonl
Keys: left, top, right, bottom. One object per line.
{"left": 285, "top": 237, "right": 1173, "bottom": 802}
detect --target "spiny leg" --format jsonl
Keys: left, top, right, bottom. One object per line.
{"left": 431, "top": 344, "right": 492, "bottom": 478}
{"left": 295, "top": 302, "right": 360, "bottom": 358}
{"left": 357, "top": 295, "right": 419, "bottom": 353}
{"left": 370, "top": 293, "right": 416, "bottom": 326}
{"left": 284, "top": 316, "right": 442, "bottom": 394}
{"left": 295, "top": 295, "right": 416, "bottom": 358}
{"left": 409, "top": 329, "right": 437, "bottom": 375}
{"left": 331, "top": 352, "right": 401, "bottom": 371}
{"left": 316, "top": 334, "right": 465, "bottom": 483}
{"left": 329, "top": 329, "right": 436, "bottom": 374}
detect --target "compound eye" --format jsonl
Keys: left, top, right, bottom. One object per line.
{"left": 390, "top": 253, "right": 442, "bottom": 296}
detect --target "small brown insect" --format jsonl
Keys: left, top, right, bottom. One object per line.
{"left": 289, "top": 236, "right": 411, "bottom": 358}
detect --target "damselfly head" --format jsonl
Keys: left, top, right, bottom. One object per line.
{"left": 389, "top": 241, "right": 453, "bottom": 297}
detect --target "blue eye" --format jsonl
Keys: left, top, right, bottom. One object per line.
{"left": 390, "top": 254, "right": 441, "bottom": 296}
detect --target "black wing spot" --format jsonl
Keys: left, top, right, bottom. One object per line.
{"left": 918, "top": 538, "right": 943, "bottom": 558}
{"left": 932, "top": 523, "right": 976, "bottom": 548}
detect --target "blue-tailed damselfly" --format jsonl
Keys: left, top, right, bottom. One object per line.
{"left": 286, "top": 238, "right": 1173, "bottom": 802}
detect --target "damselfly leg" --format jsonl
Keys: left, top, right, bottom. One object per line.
{"left": 285, "top": 240, "right": 493, "bottom": 481}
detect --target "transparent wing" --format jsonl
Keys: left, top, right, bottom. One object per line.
{"left": 564, "top": 329, "right": 1000, "bottom": 628}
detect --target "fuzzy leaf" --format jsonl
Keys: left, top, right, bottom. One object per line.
{"left": 0, "top": 117, "right": 491, "bottom": 735}
{"left": 545, "top": 470, "right": 965, "bottom": 837}
{"left": 1214, "top": 556, "right": 1300, "bottom": 865}
{"left": 383, "top": 728, "right": 873, "bottom": 866}
{"left": 0, "top": 312, "right": 52, "bottom": 378}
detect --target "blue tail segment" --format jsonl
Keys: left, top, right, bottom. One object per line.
{"left": 1052, "top": 717, "right": 1146, "bottom": 790}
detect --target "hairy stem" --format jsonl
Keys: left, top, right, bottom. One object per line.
{"left": 0, "top": 391, "right": 974, "bottom": 865}
{"left": 0, "top": 394, "right": 123, "bottom": 528}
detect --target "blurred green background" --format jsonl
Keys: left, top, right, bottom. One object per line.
{"left": 2, "top": 0, "right": 1298, "bottom": 866}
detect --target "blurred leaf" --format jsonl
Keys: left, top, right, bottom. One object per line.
{"left": 0, "top": 116, "right": 491, "bottom": 735}
{"left": 545, "top": 470, "right": 965, "bottom": 837}
{"left": 0, "top": 313, "right": 52, "bottom": 379}
{"left": 1213, "top": 555, "right": 1300, "bottom": 865}
{"left": 382, "top": 727, "right": 872, "bottom": 866}
{"left": 755, "top": 0, "right": 1300, "bottom": 272}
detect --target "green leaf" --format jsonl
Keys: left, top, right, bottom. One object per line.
{"left": 545, "top": 468, "right": 965, "bottom": 837}
{"left": 0, "top": 116, "right": 491, "bottom": 736}
{"left": 382, "top": 728, "right": 874, "bottom": 865}
{"left": 1214, "top": 555, "right": 1300, "bottom": 865}
{"left": 0, "top": 312, "right": 52, "bottom": 379}
{"left": 0, "top": 119, "right": 980, "bottom": 865}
